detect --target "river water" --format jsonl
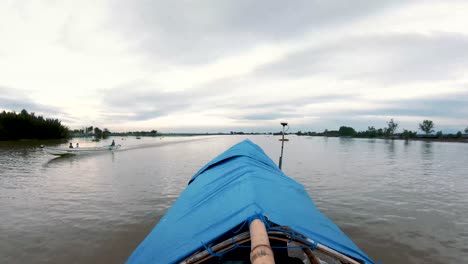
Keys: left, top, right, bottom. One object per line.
{"left": 0, "top": 136, "right": 467, "bottom": 263}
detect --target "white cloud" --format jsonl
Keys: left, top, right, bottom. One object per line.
{"left": 0, "top": 0, "right": 467, "bottom": 132}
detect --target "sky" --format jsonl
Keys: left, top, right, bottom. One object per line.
{"left": 1, "top": 0, "right": 468, "bottom": 133}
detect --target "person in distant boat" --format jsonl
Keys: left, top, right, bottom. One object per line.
{"left": 69, "top": 143, "right": 73, "bottom": 149}
{"left": 110, "top": 140, "right": 115, "bottom": 147}
{"left": 76, "top": 143, "right": 79, "bottom": 148}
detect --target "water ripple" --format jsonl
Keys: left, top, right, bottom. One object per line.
{"left": 1, "top": 136, "right": 467, "bottom": 263}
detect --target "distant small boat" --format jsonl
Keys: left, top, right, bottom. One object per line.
{"left": 43, "top": 145, "right": 121, "bottom": 156}
{"left": 127, "top": 140, "right": 374, "bottom": 264}
{"left": 278, "top": 138, "right": 289, "bottom": 141}
{"left": 136, "top": 137, "right": 141, "bottom": 139}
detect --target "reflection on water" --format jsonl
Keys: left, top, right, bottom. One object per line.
{"left": 421, "top": 141, "right": 433, "bottom": 159}
{"left": 384, "top": 139, "right": 396, "bottom": 164}
{"left": 1, "top": 136, "right": 467, "bottom": 264}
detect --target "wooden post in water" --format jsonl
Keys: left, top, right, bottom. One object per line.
{"left": 249, "top": 219, "right": 275, "bottom": 264}
{"left": 278, "top": 122, "right": 288, "bottom": 170}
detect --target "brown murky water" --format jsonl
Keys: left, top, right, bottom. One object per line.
{"left": 1, "top": 136, "right": 467, "bottom": 263}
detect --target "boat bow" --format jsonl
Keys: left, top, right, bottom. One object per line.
{"left": 127, "top": 139, "right": 374, "bottom": 264}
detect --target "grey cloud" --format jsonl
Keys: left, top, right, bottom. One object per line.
{"left": 101, "top": 79, "right": 355, "bottom": 122}
{"left": 107, "top": 0, "right": 403, "bottom": 64}
{"left": 302, "top": 91, "right": 468, "bottom": 131}
{"left": 98, "top": 66, "right": 468, "bottom": 129}
{"left": 226, "top": 94, "right": 357, "bottom": 121}
{"left": 236, "top": 91, "right": 468, "bottom": 130}
{"left": 352, "top": 92, "right": 468, "bottom": 119}
{"left": 102, "top": 89, "right": 190, "bottom": 120}
{"left": 132, "top": 110, "right": 163, "bottom": 121}
{"left": 242, "top": 113, "right": 303, "bottom": 121}
{"left": 101, "top": 79, "right": 231, "bottom": 121}
{"left": 256, "top": 33, "right": 468, "bottom": 84}
{"left": 221, "top": 94, "right": 355, "bottom": 112}
{"left": 0, "top": 97, "right": 39, "bottom": 111}
{"left": 98, "top": 110, "right": 163, "bottom": 122}
{"left": 236, "top": 94, "right": 355, "bottom": 109}
{"left": 0, "top": 87, "right": 62, "bottom": 115}
{"left": 0, "top": 86, "right": 82, "bottom": 128}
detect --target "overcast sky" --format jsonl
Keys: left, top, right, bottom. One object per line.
{"left": 1, "top": 0, "right": 467, "bottom": 132}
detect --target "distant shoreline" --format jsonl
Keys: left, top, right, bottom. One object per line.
{"left": 2, "top": 134, "right": 468, "bottom": 144}
{"left": 302, "top": 135, "right": 468, "bottom": 143}
{"left": 387, "top": 137, "right": 468, "bottom": 143}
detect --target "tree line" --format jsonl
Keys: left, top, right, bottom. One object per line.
{"left": 111, "top": 130, "right": 159, "bottom": 137}
{"left": 71, "top": 126, "right": 111, "bottom": 139}
{"left": 71, "top": 127, "right": 160, "bottom": 139}
{"left": 296, "top": 119, "right": 468, "bottom": 140}
{"left": 0, "top": 109, "right": 69, "bottom": 140}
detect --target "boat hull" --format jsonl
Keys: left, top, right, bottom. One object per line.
{"left": 44, "top": 145, "right": 121, "bottom": 156}
{"left": 127, "top": 139, "right": 374, "bottom": 264}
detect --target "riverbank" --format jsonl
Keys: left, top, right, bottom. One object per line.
{"left": 355, "top": 136, "right": 468, "bottom": 144}
{"left": 300, "top": 134, "right": 468, "bottom": 143}
{"left": 350, "top": 135, "right": 468, "bottom": 143}
{"left": 400, "top": 137, "right": 468, "bottom": 143}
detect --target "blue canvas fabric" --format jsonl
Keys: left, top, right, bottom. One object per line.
{"left": 127, "top": 139, "right": 375, "bottom": 264}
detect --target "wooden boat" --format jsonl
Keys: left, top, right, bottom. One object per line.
{"left": 43, "top": 145, "right": 121, "bottom": 156}
{"left": 127, "top": 139, "right": 374, "bottom": 264}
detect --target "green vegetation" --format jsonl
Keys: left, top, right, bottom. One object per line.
{"left": 0, "top": 109, "right": 69, "bottom": 140}
{"left": 386, "top": 119, "right": 398, "bottom": 137}
{"left": 4, "top": 109, "right": 463, "bottom": 143}
{"left": 103, "top": 129, "right": 110, "bottom": 138}
{"left": 352, "top": 119, "right": 404, "bottom": 138}
{"left": 356, "top": 126, "right": 378, "bottom": 138}
{"left": 94, "top": 127, "right": 103, "bottom": 139}
{"left": 296, "top": 119, "right": 467, "bottom": 142}
{"left": 338, "top": 126, "right": 357, "bottom": 137}
{"left": 71, "top": 126, "right": 112, "bottom": 139}
{"left": 320, "top": 129, "right": 339, "bottom": 137}
{"left": 231, "top": 131, "right": 270, "bottom": 135}
{"left": 72, "top": 128, "right": 164, "bottom": 139}
{"left": 110, "top": 130, "right": 159, "bottom": 137}
{"left": 419, "top": 120, "right": 435, "bottom": 135}
{"left": 465, "top": 127, "right": 468, "bottom": 134}
{"left": 402, "top": 129, "right": 418, "bottom": 140}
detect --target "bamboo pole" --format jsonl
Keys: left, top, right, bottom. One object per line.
{"left": 249, "top": 219, "right": 275, "bottom": 264}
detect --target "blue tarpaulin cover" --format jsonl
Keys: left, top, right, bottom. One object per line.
{"left": 127, "top": 139, "right": 374, "bottom": 264}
